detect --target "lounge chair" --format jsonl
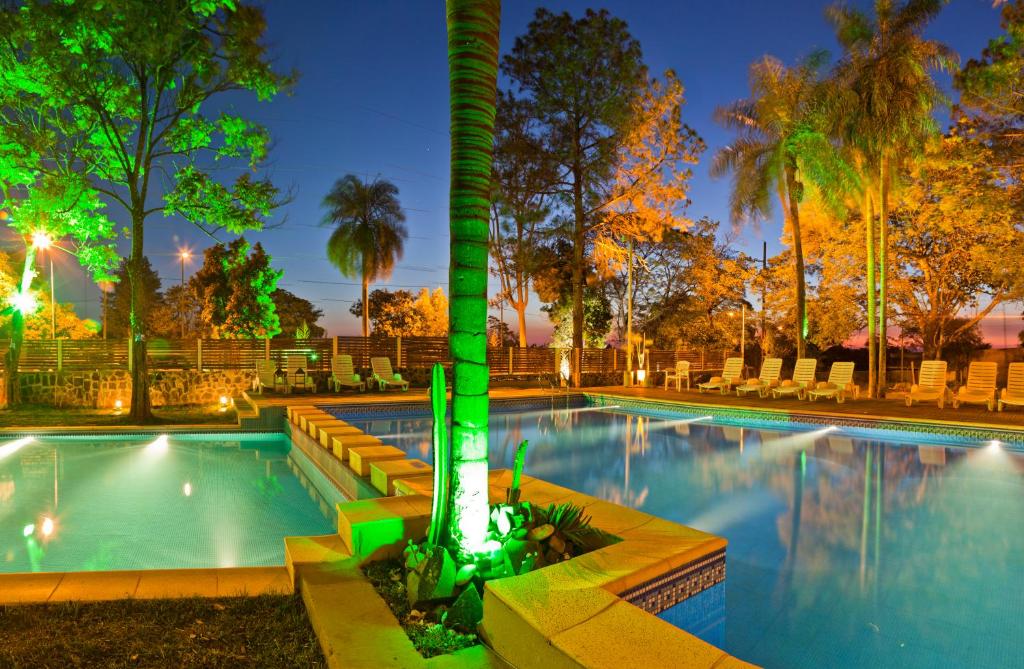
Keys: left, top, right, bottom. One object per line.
{"left": 806, "top": 362, "right": 858, "bottom": 403}
{"left": 952, "top": 361, "right": 997, "bottom": 411}
{"left": 286, "top": 354, "right": 316, "bottom": 393}
{"left": 370, "top": 356, "right": 409, "bottom": 391}
{"left": 905, "top": 360, "right": 948, "bottom": 409}
{"left": 771, "top": 358, "right": 817, "bottom": 400}
{"left": 663, "top": 360, "right": 691, "bottom": 391}
{"left": 331, "top": 354, "right": 366, "bottom": 393}
{"left": 735, "top": 357, "right": 782, "bottom": 397}
{"left": 254, "top": 359, "right": 285, "bottom": 394}
{"left": 697, "top": 357, "right": 743, "bottom": 395}
{"left": 998, "top": 362, "right": 1024, "bottom": 412}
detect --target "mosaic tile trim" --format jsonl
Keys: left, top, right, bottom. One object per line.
{"left": 322, "top": 393, "right": 588, "bottom": 421}
{"left": 586, "top": 393, "right": 1024, "bottom": 448}
{"left": 621, "top": 548, "right": 726, "bottom": 615}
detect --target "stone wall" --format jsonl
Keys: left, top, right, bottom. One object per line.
{"left": 12, "top": 369, "right": 254, "bottom": 408}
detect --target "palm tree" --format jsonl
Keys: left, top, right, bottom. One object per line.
{"left": 321, "top": 175, "right": 407, "bottom": 337}
{"left": 712, "top": 54, "right": 830, "bottom": 359}
{"left": 827, "top": 0, "right": 956, "bottom": 397}
{"left": 445, "top": 0, "right": 501, "bottom": 559}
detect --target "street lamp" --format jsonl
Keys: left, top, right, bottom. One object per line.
{"left": 178, "top": 249, "right": 192, "bottom": 338}
{"left": 31, "top": 231, "right": 56, "bottom": 339}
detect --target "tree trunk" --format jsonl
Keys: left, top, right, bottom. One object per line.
{"left": 877, "top": 157, "right": 889, "bottom": 395}
{"left": 446, "top": 0, "right": 500, "bottom": 560}
{"left": 571, "top": 159, "right": 585, "bottom": 387}
{"left": 516, "top": 301, "right": 527, "bottom": 348}
{"left": 128, "top": 211, "right": 152, "bottom": 422}
{"left": 864, "top": 184, "right": 877, "bottom": 399}
{"left": 361, "top": 274, "right": 369, "bottom": 337}
{"left": 784, "top": 166, "right": 807, "bottom": 359}
{"left": 4, "top": 310, "right": 24, "bottom": 407}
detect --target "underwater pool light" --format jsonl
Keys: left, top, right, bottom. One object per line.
{"left": 987, "top": 440, "right": 1002, "bottom": 452}
{"left": 183, "top": 482, "right": 193, "bottom": 497}
{"left": 22, "top": 524, "right": 35, "bottom": 537}
{"left": 145, "top": 434, "right": 169, "bottom": 455}
{"left": 41, "top": 517, "right": 54, "bottom": 537}
{"left": 0, "top": 436, "right": 34, "bottom": 461}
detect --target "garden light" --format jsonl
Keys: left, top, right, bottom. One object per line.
{"left": 113, "top": 399, "right": 123, "bottom": 415}
{"left": 219, "top": 396, "right": 229, "bottom": 412}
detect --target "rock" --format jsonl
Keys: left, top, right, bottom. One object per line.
{"left": 447, "top": 584, "right": 483, "bottom": 631}
{"left": 527, "top": 523, "right": 554, "bottom": 542}
{"left": 407, "top": 545, "right": 456, "bottom": 608}
{"left": 548, "top": 533, "right": 566, "bottom": 554}
{"left": 454, "top": 563, "right": 477, "bottom": 586}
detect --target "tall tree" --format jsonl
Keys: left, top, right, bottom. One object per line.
{"left": 273, "top": 289, "right": 325, "bottom": 338}
{"left": 712, "top": 54, "right": 835, "bottom": 358}
{"left": 106, "top": 257, "right": 163, "bottom": 339}
{"left": 827, "top": 0, "right": 955, "bottom": 396}
{"left": 446, "top": 0, "right": 500, "bottom": 558}
{"left": 2, "top": 0, "right": 291, "bottom": 420}
{"left": 322, "top": 175, "right": 407, "bottom": 338}
{"left": 191, "top": 238, "right": 282, "bottom": 339}
{"left": 490, "top": 93, "right": 553, "bottom": 347}
{"left": 501, "top": 9, "right": 646, "bottom": 383}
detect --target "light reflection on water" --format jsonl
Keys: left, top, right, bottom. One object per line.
{"left": 352, "top": 407, "right": 1024, "bottom": 669}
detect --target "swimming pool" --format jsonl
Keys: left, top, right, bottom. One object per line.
{"left": 339, "top": 400, "right": 1024, "bottom": 669}
{"left": 0, "top": 433, "right": 336, "bottom": 574}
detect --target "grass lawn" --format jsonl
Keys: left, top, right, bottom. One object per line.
{"left": 0, "top": 595, "right": 324, "bottom": 668}
{"left": 0, "top": 404, "right": 237, "bottom": 429}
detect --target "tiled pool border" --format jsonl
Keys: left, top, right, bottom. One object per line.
{"left": 621, "top": 548, "right": 726, "bottom": 615}
{"left": 587, "top": 393, "right": 1024, "bottom": 447}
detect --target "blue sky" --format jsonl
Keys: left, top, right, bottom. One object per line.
{"left": 23, "top": 1, "right": 1014, "bottom": 344}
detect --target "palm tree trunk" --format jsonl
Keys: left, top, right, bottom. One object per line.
{"left": 877, "top": 156, "right": 889, "bottom": 396}
{"left": 783, "top": 166, "right": 807, "bottom": 359}
{"left": 446, "top": 0, "right": 501, "bottom": 559}
{"left": 864, "top": 183, "right": 877, "bottom": 399}
{"left": 361, "top": 274, "right": 369, "bottom": 338}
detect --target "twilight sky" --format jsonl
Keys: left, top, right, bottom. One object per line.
{"left": 18, "top": 1, "right": 1021, "bottom": 346}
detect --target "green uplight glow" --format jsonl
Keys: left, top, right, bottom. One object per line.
{"left": 8, "top": 291, "right": 38, "bottom": 314}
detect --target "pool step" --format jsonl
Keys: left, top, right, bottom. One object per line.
{"left": 329, "top": 434, "right": 383, "bottom": 461}
{"left": 348, "top": 445, "right": 407, "bottom": 477}
{"left": 370, "top": 459, "right": 432, "bottom": 496}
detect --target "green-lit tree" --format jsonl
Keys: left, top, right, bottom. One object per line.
{"left": 191, "top": 238, "right": 282, "bottom": 339}
{"left": 826, "top": 0, "right": 955, "bottom": 396}
{"left": 322, "top": 175, "right": 408, "bottom": 338}
{"left": 0, "top": 0, "right": 291, "bottom": 420}
{"left": 444, "top": 0, "right": 501, "bottom": 558}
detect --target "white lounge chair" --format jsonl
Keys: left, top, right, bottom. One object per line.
{"left": 806, "top": 362, "right": 858, "bottom": 403}
{"left": 371, "top": 356, "right": 409, "bottom": 391}
{"left": 952, "top": 361, "right": 997, "bottom": 411}
{"left": 254, "top": 359, "right": 285, "bottom": 394}
{"left": 663, "top": 360, "right": 691, "bottom": 391}
{"left": 771, "top": 358, "right": 817, "bottom": 400}
{"left": 331, "top": 354, "right": 366, "bottom": 393}
{"left": 697, "top": 357, "right": 743, "bottom": 395}
{"left": 905, "top": 360, "right": 948, "bottom": 409}
{"left": 735, "top": 357, "right": 782, "bottom": 397}
{"left": 998, "top": 362, "right": 1024, "bottom": 412}
{"left": 286, "top": 354, "right": 316, "bottom": 393}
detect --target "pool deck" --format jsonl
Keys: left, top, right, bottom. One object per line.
{"left": 0, "top": 566, "right": 292, "bottom": 605}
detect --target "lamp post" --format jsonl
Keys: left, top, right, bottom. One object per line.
{"left": 178, "top": 249, "right": 191, "bottom": 338}
{"left": 31, "top": 231, "right": 55, "bottom": 339}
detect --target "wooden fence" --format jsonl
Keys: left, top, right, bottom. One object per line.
{"left": 0, "top": 336, "right": 728, "bottom": 379}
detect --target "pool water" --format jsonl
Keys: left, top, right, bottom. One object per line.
{"left": 0, "top": 433, "right": 335, "bottom": 573}
{"left": 347, "top": 405, "right": 1024, "bottom": 669}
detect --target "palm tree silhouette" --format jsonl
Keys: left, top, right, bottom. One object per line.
{"left": 321, "top": 174, "right": 407, "bottom": 337}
